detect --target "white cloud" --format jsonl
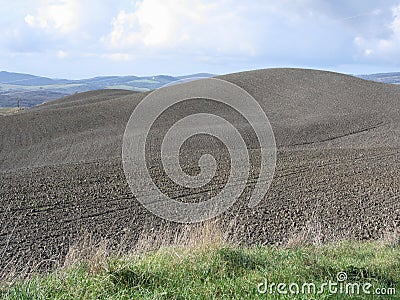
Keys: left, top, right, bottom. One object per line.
{"left": 354, "top": 4, "right": 400, "bottom": 62}
{"left": 3, "top": 0, "right": 400, "bottom": 76}
{"left": 102, "top": 0, "right": 259, "bottom": 55}
{"left": 391, "top": 5, "right": 400, "bottom": 37}
{"left": 57, "top": 50, "right": 68, "bottom": 58}
{"left": 103, "top": 52, "right": 134, "bottom": 61}
{"left": 82, "top": 52, "right": 135, "bottom": 62}
{"left": 365, "top": 49, "right": 374, "bottom": 56}
{"left": 24, "top": 0, "right": 80, "bottom": 34}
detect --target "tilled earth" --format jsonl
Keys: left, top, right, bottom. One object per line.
{"left": 1, "top": 147, "right": 399, "bottom": 274}
{"left": 1, "top": 68, "right": 399, "bottom": 274}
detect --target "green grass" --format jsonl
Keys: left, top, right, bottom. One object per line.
{"left": 1, "top": 241, "right": 399, "bottom": 299}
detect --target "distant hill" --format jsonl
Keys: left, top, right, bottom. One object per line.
{"left": 0, "top": 71, "right": 67, "bottom": 86}
{"left": 2, "top": 70, "right": 399, "bottom": 108}
{"left": 356, "top": 72, "right": 400, "bottom": 84}
{"left": 0, "top": 71, "right": 215, "bottom": 107}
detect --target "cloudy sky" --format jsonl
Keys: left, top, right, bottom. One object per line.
{"left": 1, "top": 0, "right": 400, "bottom": 78}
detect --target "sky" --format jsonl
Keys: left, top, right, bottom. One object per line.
{"left": 1, "top": 0, "right": 400, "bottom": 78}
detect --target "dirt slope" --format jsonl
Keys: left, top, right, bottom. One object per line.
{"left": 0, "top": 68, "right": 399, "bottom": 273}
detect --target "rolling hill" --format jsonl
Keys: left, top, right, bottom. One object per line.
{"left": 0, "top": 68, "right": 399, "bottom": 274}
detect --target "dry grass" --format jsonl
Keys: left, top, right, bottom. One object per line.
{"left": 0, "top": 107, "right": 25, "bottom": 116}
{"left": 285, "top": 221, "right": 324, "bottom": 248}
{"left": 285, "top": 221, "right": 400, "bottom": 250}
{"left": 62, "top": 219, "right": 227, "bottom": 275}
{"left": 380, "top": 225, "right": 400, "bottom": 247}
{"left": 63, "top": 232, "right": 110, "bottom": 275}
{"left": 135, "top": 219, "right": 226, "bottom": 252}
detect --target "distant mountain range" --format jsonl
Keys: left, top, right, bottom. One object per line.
{"left": 356, "top": 72, "right": 400, "bottom": 84}
{"left": 0, "top": 70, "right": 399, "bottom": 108}
{"left": 0, "top": 71, "right": 215, "bottom": 107}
